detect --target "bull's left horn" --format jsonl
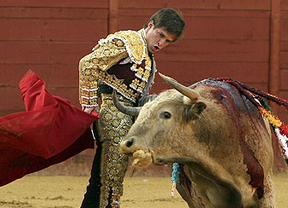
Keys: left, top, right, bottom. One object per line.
{"left": 159, "top": 73, "right": 199, "bottom": 103}
{"left": 112, "top": 90, "right": 141, "bottom": 117}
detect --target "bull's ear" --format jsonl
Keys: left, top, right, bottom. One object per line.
{"left": 187, "top": 102, "right": 206, "bottom": 120}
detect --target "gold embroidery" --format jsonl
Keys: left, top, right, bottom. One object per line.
{"left": 98, "top": 71, "right": 141, "bottom": 103}
{"left": 136, "top": 67, "right": 144, "bottom": 78}
{"left": 108, "top": 31, "right": 145, "bottom": 63}
{"left": 129, "top": 78, "right": 147, "bottom": 92}
{"left": 97, "top": 94, "right": 133, "bottom": 208}
{"left": 143, "top": 70, "right": 150, "bottom": 81}
{"left": 79, "top": 30, "right": 155, "bottom": 107}
{"left": 116, "top": 40, "right": 124, "bottom": 47}
{"left": 139, "top": 81, "right": 146, "bottom": 91}
{"left": 130, "top": 79, "right": 140, "bottom": 90}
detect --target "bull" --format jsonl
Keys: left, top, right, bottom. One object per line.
{"left": 113, "top": 74, "right": 275, "bottom": 208}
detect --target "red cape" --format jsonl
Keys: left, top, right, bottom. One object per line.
{"left": 0, "top": 71, "right": 99, "bottom": 186}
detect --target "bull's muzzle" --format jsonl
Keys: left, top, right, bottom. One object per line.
{"left": 119, "top": 137, "right": 154, "bottom": 167}
{"left": 119, "top": 137, "right": 134, "bottom": 154}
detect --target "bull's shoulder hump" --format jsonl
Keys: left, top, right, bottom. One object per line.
{"left": 189, "top": 78, "right": 232, "bottom": 90}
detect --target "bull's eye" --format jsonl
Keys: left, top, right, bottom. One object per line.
{"left": 160, "top": 111, "right": 171, "bottom": 119}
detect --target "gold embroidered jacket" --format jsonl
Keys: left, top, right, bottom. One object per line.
{"left": 79, "top": 29, "right": 156, "bottom": 107}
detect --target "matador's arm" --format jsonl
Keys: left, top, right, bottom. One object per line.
{"left": 79, "top": 37, "right": 128, "bottom": 112}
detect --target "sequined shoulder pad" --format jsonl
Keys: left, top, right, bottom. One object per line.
{"left": 98, "top": 30, "right": 146, "bottom": 65}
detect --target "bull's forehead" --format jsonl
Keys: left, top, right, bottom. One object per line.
{"left": 137, "top": 90, "right": 184, "bottom": 118}
{"left": 143, "top": 90, "right": 182, "bottom": 108}
{"left": 155, "top": 89, "right": 183, "bottom": 102}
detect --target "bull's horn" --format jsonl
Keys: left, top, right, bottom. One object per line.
{"left": 159, "top": 73, "right": 199, "bottom": 102}
{"left": 112, "top": 90, "right": 141, "bottom": 117}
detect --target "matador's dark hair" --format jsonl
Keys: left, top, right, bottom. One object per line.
{"left": 144, "top": 8, "right": 185, "bottom": 42}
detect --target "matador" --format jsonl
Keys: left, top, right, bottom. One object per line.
{"left": 78, "top": 8, "right": 185, "bottom": 208}
{"left": 79, "top": 29, "right": 156, "bottom": 208}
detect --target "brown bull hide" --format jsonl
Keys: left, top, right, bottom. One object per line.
{"left": 119, "top": 77, "right": 275, "bottom": 208}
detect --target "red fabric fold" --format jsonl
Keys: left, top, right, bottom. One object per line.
{"left": 0, "top": 71, "right": 99, "bottom": 186}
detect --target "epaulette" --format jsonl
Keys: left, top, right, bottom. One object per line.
{"left": 98, "top": 30, "right": 148, "bottom": 65}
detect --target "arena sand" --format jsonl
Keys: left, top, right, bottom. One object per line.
{"left": 0, "top": 174, "right": 287, "bottom": 208}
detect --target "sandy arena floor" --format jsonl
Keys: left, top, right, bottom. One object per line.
{"left": 0, "top": 174, "right": 287, "bottom": 208}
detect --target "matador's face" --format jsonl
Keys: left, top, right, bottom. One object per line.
{"left": 144, "top": 21, "right": 176, "bottom": 54}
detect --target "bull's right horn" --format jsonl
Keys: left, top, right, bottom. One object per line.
{"left": 159, "top": 73, "right": 199, "bottom": 103}
{"left": 112, "top": 90, "right": 141, "bottom": 117}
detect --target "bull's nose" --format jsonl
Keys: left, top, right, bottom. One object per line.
{"left": 119, "top": 137, "right": 135, "bottom": 154}
{"left": 125, "top": 138, "right": 134, "bottom": 148}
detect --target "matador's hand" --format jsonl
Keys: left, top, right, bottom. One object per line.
{"left": 82, "top": 106, "right": 99, "bottom": 114}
